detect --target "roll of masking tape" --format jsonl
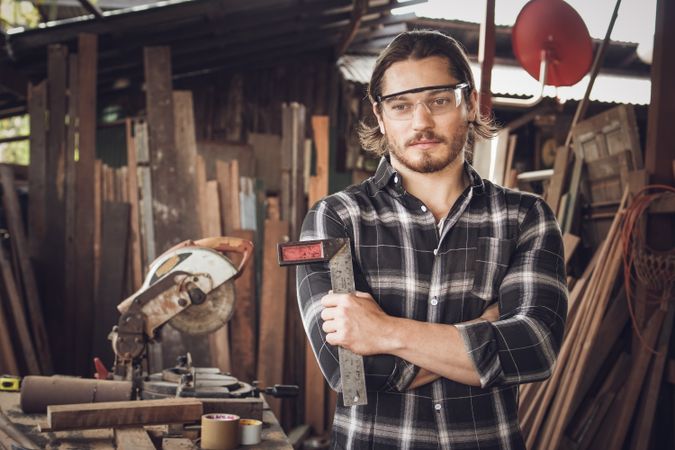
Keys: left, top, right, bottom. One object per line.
{"left": 201, "top": 413, "right": 239, "bottom": 450}
{"left": 239, "top": 418, "right": 263, "bottom": 445}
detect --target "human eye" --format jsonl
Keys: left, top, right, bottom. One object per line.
{"left": 430, "top": 96, "right": 452, "bottom": 107}
{"left": 388, "top": 101, "right": 412, "bottom": 112}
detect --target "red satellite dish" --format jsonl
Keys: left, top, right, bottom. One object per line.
{"left": 512, "top": 0, "right": 593, "bottom": 87}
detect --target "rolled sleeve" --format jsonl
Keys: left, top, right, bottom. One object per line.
{"left": 456, "top": 199, "right": 568, "bottom": 388}
{"left": 296, "top": 200, "right": 411, "bottom": 393}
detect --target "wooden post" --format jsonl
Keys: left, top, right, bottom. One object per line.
{"left": 27, "top": 81, "right": 47, "bottom": 262}
{"left": 45, "top": 44, "right": 68, "bottom": 373}
{"left": 144, "top": 47, "right": 203, "bottom": 366}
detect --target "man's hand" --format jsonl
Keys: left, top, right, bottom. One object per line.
{"left": 320, "top": 291, "right": 393, "bottom": 355}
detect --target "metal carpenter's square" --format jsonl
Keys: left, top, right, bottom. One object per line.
{"left": 278, "top": 238, "right": 367, "bottom": 406}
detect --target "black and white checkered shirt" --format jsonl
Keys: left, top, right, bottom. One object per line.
{"left": 296, "top": 157, "right": 568, "bottom": 449}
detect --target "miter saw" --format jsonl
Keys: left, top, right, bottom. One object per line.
{"left": 109, "top": 236, "right": 252, "bottom": 387}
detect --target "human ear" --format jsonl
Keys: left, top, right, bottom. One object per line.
{"left": 372, "top": 102, "right": 386, "bottom": 134}
{"left": 468, "top": 89, "right": 479, "bottom": 122}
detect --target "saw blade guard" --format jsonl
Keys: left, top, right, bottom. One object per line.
{"left": 116, "top": 236, "right": 253, "bottom": 335}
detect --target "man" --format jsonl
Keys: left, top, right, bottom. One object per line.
{"left": 296, "top": 30, "right": 567, "bottom": 449}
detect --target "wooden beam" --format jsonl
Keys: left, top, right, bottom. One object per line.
{"left": 336, "top": 0, "right": 368, "bottom": 57}
{"left": 45, "top": 44, "right": 68, "bottom": 372}
{"left": 27, "top": 81, "right": 47, "bottom": 262}
{"left": 73, "top": 33, "right": 98, "bottom": 376}
{"left": 478, "top": 0, "right": 495, "bottom": 116}
{"left": 43, "top": 398, "right": 203, "bottom": 432}
{"left": 125, "top": 119, "right": 143, "bottom": 291}
{"left": 77, "top": 0, "right": 104, "bottom": 19}
{"left": 645, "top": 0, "right": 675, "bottom": 187}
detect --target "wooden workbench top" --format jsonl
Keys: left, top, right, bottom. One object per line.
{"left": 0, "top": 392, "right": 293, "bottom": 450}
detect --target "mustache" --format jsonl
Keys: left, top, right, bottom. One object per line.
{"left": 405, "top": 132, "right": 448, "bottom": 146}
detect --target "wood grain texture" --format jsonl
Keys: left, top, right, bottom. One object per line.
{"left": 45, "top": 398, "right": 202, "bottom": 431}
{"left": 27, "top": 81, "right": 47, "bottom": 262}
{"left": 115, "top": 427, "right": 155, "bottom": 450}
{"left": 257, "top": 216, "right": 289, "bottom": 419}
{"left": 228, "top": 229, "right": 257, "bottom": 382}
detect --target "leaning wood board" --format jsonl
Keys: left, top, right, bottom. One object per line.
{"left": 228, "top": 229, "right": 257, "bottom": 382}
{"left": 43, "top": 398, "right": 202, "bottom": 431}
{"left": 257, "top": 215, "right": 290, "bottom": 419}
{"left": 0, "top": 166, "right": 51, "bottom": 373}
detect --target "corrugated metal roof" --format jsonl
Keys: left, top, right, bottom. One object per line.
{"left": 338, "top": 54, "right": 651, "bottom": 105}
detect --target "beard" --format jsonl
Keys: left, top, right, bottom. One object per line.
{"left": 387, "top": 121, "right": 469, "bottom": 174}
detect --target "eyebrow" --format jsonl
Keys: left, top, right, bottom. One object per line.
{"left": 377, "top": 83, "right": 468, "bottom": 102}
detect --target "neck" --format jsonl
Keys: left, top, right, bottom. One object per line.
{"left": 391, "top": 154, "right": 469, "bottom": 221}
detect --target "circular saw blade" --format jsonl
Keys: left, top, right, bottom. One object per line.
{"left": 168, "top": 281, "right": 235, "bottom": 335}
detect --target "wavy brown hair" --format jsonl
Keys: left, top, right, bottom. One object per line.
{"left": 358, "top": 30, "right": 499, "bottom": 157}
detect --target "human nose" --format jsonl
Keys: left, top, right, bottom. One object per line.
{"left": 411, "top": 101, "right": 434, "bottom": 131}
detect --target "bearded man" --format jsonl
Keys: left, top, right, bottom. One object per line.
{"left": 296, "top": 30, "right": 567, "bottom": 450}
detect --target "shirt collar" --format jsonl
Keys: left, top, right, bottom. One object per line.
{"left": 372, "top": 155, "right": 486, "bottom": 195}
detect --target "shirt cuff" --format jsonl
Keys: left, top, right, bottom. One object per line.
{"left": 455, "top": 320, "right": 504, "bottom": 388}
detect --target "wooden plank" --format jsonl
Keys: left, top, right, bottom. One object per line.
{"left": 561, "top": 151, "right": 584, "bottom": 234}
{"left": 606, "top": 310, "right": 666, "bottom": 449}
{"left": 134, "top": 120, "right": 156, "bottom": 268}
{"left": 162, "top": 437, "right": 198, "bottom": 449}
{"left": 630, "top": 305, "right": 675, "bottom": 450}
{"left": 562, "top": 233, "right": 581, "bottom": 266}
{"left": 93, "top": 160, "right": 103, "bottom": 296}
{"left": 216, "top": 160, "right": 233, "bottom": 234}
{"left": 144, "top": 47, "right": 201, "bottom": 253}
{"left": 249, "top": 133, "right": 282, "bottom": 192}
{"left": 228, "top": 229, "right": 257, "bottom": 383}
{"left": 257, "top": 201, "right": 289, "bottom": 419}
{"left": 145, "top": 50, "right": 203, "bottom": 368}
{"left": 0, "top": 241, "right": 39, "bottom": 374}
{"left": 63, "top": 53, "right": 79, "bottom": 375}
{"left": 308, "top": 116, "right": 329, "bottom": 208}
{"left": 203, "top": 179, "right": 231, "bottom": 373}
{"left": 27, "top": 81, "right": 47, "bottom": 262}
{"left": 91, "top": 202, "right": 130, "bottom": 367}
{"left": 229, "top": 160, "right": 241, "bottom": 231}
{"left": 502, "top": 134, "right": 517, "bottom": 188}
{"left": 44, "top": 398, "right": 202, "bottom": 431}
{"left": 0, "top": 166, "right": 51, "bottom": 374}
{"left": 125, "top": 120, "right": 143, "bottom": 291}
{"left": 73, "top": 32, "right": 98, "bottom": 376}
{"left": 115, "top": 427, "right": 155, "bottom": 450}
{"left": 305, "top": 116, "right": 330, "bottom": 435}
{"left": 45, "top": 44, "right": 68, "bottom": 373}
{"left": 0, "top": 288, "right": 19, "bottom": 374}
{"left": 545, "top": 146, "right": 571, "bottom": 215}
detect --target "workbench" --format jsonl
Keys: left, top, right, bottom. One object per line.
{"left": 0, "top": 393, "right": 293, "bottom": 449}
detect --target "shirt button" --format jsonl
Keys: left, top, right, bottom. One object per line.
{"left": 434, "top": 403, "right": 442, "bottom": 411}
{"left": 394, "top": 175, "right": 399, "bottom": 183}
{"left": 421, "top": 205, "right": 427, "bottom": 212}
{"left": 430, "top": 298, "right": 438, "bottom": 306}
{"left": 433, "top": 249, "right": 438, "bottom": 256}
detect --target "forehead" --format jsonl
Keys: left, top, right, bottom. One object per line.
{"left": 381, "top": 56, "right": 458, "bottom": 96}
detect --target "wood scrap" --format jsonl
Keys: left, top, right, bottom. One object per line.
{"left": 115, "top": 427, "right": 155, "bottom": 450}
{"left": 42, "top": 398, "right": 202, "bottom": 432}
{"left": 162, "top": 437, "right": 198, "bottom": 449}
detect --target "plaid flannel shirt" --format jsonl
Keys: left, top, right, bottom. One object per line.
{"left": 296, "top": 157, "right": 568, "bottom": 449}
